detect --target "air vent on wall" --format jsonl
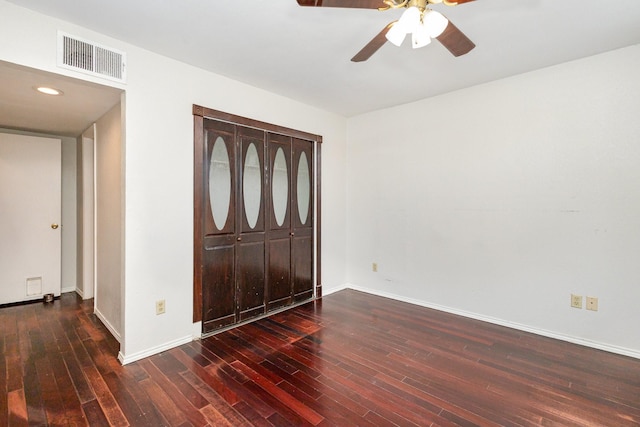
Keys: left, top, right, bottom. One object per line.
{"left": 57, "top": 31, "right": 126, "bottom": 83}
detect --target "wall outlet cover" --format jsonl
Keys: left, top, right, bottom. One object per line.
{"left": 156, "top": 299, "right": 166, "bottom": 315}
{"left": 571, "top": 294, "right": 583, "bottom": 309}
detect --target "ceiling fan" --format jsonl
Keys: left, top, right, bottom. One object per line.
{"left": 297, "top": 0, "right": 476, "bottom": 62}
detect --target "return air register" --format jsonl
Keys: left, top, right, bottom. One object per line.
{"left": 57, "top": 31, "right": 126, "bottom": 83}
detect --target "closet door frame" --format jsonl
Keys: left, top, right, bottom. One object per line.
{"left": 193, "top": 105, "right": 322, "bottom": 325}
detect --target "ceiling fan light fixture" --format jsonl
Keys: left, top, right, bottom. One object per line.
{"left": 300, "top": 0, "right": 476, "bottom": 62}
{"left": 423, "top": 9, "right": 449, "bottom": 38}
{"left": 385, "top": 21, "right": 407, "bottom": 46}
{"left": 397, "top": 6, "right": 421, "bottom": 33}
{"left": 412, "top": 23, "right": 431, "bottom": 49}
{"left": 387, "top": 7, "right": 446, "bottom": 50}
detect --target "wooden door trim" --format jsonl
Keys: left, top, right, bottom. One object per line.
{"left": 193, "top": 114, "right": 204, "bottom": 322}
{"left": 193, "top": 105, "right": 322, "bottom": 324}
{"left": 316, "top": 143, "right": 322, "bottom": 298}
{"left": 193, "top": 105, "right": 322, "bottom": 143}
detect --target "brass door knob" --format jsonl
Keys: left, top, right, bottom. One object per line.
{"left": 51, "top": 223, "right": 59, "bottom": 229}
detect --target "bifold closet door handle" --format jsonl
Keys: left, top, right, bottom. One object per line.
{"left": 51, "top": 223, "right": 59, "bottom": 230}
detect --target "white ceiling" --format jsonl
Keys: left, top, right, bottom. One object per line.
{"left": 0, "top": 61, "right": 122, "bottom": 136}
{"left": 2, "top": 0, "right": 640, "bottom": 136}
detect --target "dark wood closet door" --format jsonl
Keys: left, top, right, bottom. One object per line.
{"left": 267, "top": 134, "right": 293, "bottom": 310}
{"left": 201, "top": 120, "right": 237, "bottom": 332}
{"left": 196, "top": 111, "right": 318, "bottom": 335}
{"left": 292, "top": 138, "right": 314, "bottom": 302}
{"left": 236, "top": 127, "right": 266, "bottom": 321}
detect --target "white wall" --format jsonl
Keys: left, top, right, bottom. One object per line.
{"left": 95, "top": 104, "right": 122, "bottom": 340}
{"left": 0, "top": 1, "right": 348, "bottom": 363}
{"left": 346, "top": 44, "right": 640, "bottom": 357}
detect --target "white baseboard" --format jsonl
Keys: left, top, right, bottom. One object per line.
{"left": 118, "top": 335, "right": 193, "bottom": 365}
{"left": 337, "top": 284, "right": 640, "bottom": 360}
{"left": 117, "top": 283, "right": 638, "bottom": 366}
{"left": 61, "top": 285, "right": 76, "bottom": 293}
{"left": 74, "top": 288, "right": 94, "bottom": 300}
{"left": 94, "top": 308, "right": 121, "bottom": 343}
{"left": 322, "top": 283, "right": 349, "bottom": 296}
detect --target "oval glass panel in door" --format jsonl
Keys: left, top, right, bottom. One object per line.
{"left": 209, "top": 136, "right": 231, "bottom": 231}
{"left": 297, "top": 151, "right": 310, "bottom": 225}
{"left": 243, "top": 142, "right": 261, "bottom": 229}
{"left": 272, "top": 147, "right": 288, "bottom": 226}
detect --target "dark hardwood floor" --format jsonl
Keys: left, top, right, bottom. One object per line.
{"left": 2, "top": 289, "right": 640, "bottom": 426}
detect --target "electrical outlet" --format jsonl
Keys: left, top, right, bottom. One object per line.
{"left": 571, "top": 294, "right": 582, "bottom": 309}
{"left": 372, "top": 262, "right": 378, "bottom": 272}
{"left": 586, "top": 296, "right": 598, "bottom": 311}
{"left": 156, "top": 299, "right": 166, "bottom": 315}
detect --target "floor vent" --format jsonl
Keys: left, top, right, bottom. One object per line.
{"left": 57, "top": 31, "right": 126, "bottom": 83}
{"left": 26, "top": 277, "right": 42, "bottom": 296}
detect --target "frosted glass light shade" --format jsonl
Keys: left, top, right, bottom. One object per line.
{"left": 412, "top": 23, "right": 431, "bottom": 49}
{"left": 397, "top": 6, "right": 421, "bottom": 33}
{"left": 424, "top": 9, "right": 449, "bottom": 38}
{"left": 385, "top": 22, "right": 406, "bottom": 47}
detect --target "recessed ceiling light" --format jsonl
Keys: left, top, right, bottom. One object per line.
{"left": 34, "top": 86, "right": 64, "bottom": 96}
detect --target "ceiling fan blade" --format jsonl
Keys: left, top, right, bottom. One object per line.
{"left": 351, "top": 22, "right": 395, "bottom": 62}
{"left": 436, "top": 21, "right": 475, "bottom": 57}
{"left": 297, "top": 0, "right": 386, "bottom": 9}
